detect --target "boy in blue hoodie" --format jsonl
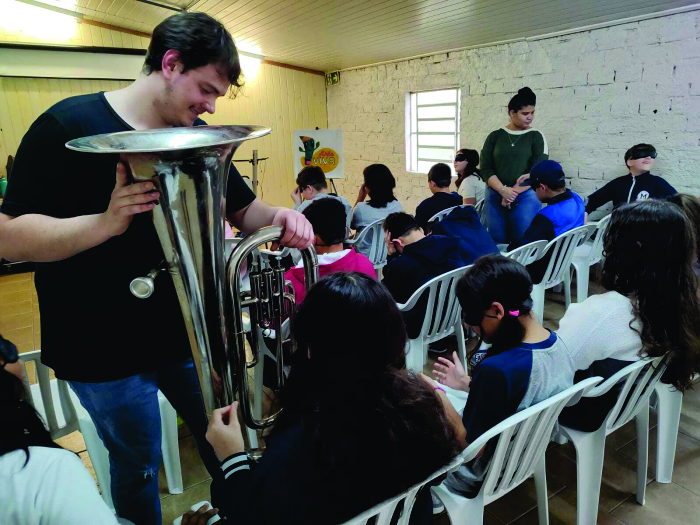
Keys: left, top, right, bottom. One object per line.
{"left": 382, "top": 213, "right": 475, "bottom": 339}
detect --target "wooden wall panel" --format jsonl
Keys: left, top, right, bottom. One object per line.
{"left": 0, "top": 64, "right": 328, "bottom": 208}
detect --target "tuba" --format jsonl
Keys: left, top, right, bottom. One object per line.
{"left": 67, "top": 126, "right": 319, "bottom": 454}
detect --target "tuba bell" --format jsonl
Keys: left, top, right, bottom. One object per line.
{"left": 67, "top": 126, "right": 319, "bottom": 454}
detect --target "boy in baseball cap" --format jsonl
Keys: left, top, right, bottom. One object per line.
{"left": 508, "top": 160, "right": 585, "bottom": 283}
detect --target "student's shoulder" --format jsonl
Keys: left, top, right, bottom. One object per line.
{"left": 46, "top": 93, "right": 104, "bottom": 123}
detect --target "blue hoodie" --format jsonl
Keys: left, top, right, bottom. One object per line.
{"left": 431, "top": 206, "right": 499, "bottom": 263}
{"left": 382, "top": 235, "right": 468, "bottom": 338}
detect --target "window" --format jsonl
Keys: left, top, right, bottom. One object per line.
{"left": 406, "top": 88, "right": 461, "bottom": 174}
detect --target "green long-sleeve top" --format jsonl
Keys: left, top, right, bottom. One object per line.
{"left": 480, "top": 128, "right": 549, "bottom": 187}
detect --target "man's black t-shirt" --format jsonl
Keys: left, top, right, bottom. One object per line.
{"left": 1, "top": 93, "right": 256, "bottom": 382}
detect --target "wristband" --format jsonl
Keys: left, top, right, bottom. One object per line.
{"left": 434, "top": 385, "right": 446, "bottom": 394}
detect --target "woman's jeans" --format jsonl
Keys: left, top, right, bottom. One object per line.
{"left": 484, "top": 187, "right": 542, "bottom": 244}
{"left": 70, "top": 358, "right": 223, "bottom": 525}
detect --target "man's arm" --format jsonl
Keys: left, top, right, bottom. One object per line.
{"left": 0, "top": 164, "right": 159, "bottom": 262}
{"left": 227, "top": 198, "right": 313, "bottom": 249}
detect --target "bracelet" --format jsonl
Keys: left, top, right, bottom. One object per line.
{"left": 434, "top": 385, "right": 446, "bottom": 394}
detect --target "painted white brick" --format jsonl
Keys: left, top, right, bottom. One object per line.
{"left": 327, "top": 11, "right": 700, "bottom": 213}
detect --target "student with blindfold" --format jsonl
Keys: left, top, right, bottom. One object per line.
{"left": 584, "top": 143, "right": 676, "bottom": 221}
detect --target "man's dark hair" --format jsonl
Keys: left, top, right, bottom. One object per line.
{"left": 427, "top": 163, "right": 452, "bottom": 189}
{"left": 303, "top": 198, "right": 346, "bottom": 246}
{"left": 296, "top": 166, "right": 327, "bottom": 192}
{"left": 531, "top": 178, "right": 566, "bottom": 191}
{"left": 144, "top": 12, "right": 243, "bottom": 96}
{"left": 383, "top": 212, "right": 420, "bottom": 240}
{"left": 624, "top": 143, "right": 656, "bottom": 167}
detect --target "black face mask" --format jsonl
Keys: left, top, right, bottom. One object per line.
{"left": 454, "top": 155, "right": 467, "bottom": 162}
{"left": 629, "top": 151, "right": 657, "bottom": 160}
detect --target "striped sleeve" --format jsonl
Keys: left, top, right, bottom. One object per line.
{"left": 220, "top": 452, "right": 251, "bottom": 480}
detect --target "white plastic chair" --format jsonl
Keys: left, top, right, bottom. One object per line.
{"left": 21, "top": 351, "right": 184, "bottom": 512}
{"left": 502, "top": 240, "right": 549, "bottom": 267}
{"left": 346, "top": 218, "right": 389, "bottom": 278}
{"left": 653, "top": 382, "right": 684, "bottom": 483}
{"left": 532, "top": 225, "right": 597, "bottom": 322}
{"left": 428, "top": 204, "right": 465, "bottom": 223}
{"left": 570, "top": 214, "right": 611, "bottom": 303}
{"left": 433, "top": 377, "right": 603, "bottom": 525}
{"left": 475, "top": 198, "right": 485, "bottom": 220}
{"left": 558, "top": 357, "right": 666, "bottom": 525}
{"left": 397, "top": 266, "right": 470, "bottom": 373}
{"left": 342, "top": 450, "right": 466, "bottom": 525}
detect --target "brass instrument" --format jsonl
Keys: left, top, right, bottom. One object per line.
{"left": 67, "top": 126, "right": 319, "bottom": 453}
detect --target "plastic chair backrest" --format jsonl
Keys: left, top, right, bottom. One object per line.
{"left": 341, "top": 452, "right": 465, "bottom": 525}
{"left": 503, "top": 240, "right": 548, "bottom": 267}
{"left": 541, "top": 224, "right": 597, "bottom": 288}
{"left": 586, "top": 214, "right": 612, "bottom": 266}
{"left": 428, "top": 205, "right": 464, "bottom": 223}
{"left": 454, "top": 376, "right": 602, "bottom": 502}
{"left": 582, "top": 356, "right": 666, "bottom": 435}
{"left": 20, "top": 350, "right": 79, "bottom": 440}
{"left": 398, "top": 266, "right": 470, "bottom": 343}
{"left": 347, "top": 218, "right": 388, "bottom": 267}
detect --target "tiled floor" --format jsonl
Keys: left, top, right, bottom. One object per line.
{"left": 4, "top": 270, "right": 700, "bottom": 524}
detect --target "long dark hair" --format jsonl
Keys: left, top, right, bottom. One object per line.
{"left": 276, "top": 273, "right": 460, "bottom": 516}
{"left": 456, "top": 255, "right": 534, "bottom": 360}
{"left": 454, "top": 148, "right": 482, "bottom": 189}
{"left": 0, "top": 338, "right": 64, "bottom": 466}
{"left": 601, "top": 200, "right": 700, "bottom": 391}
{"left": 666, "top": 193, "right": 700, "bottom": 265}
{"left": 363, "top": 164, "right": 398, "bottom": 208}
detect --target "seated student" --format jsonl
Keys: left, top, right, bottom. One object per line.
{"left": 285, "top": 198, "right": 375, "bottom": 301}
{"left": 666, "top": 193, "right": 700, "bottom": 277}
{"left": 585, "top": 143, "right": 676, "bottom": 221}
{"left": 557, "top": 200, "right": 700, "bottom": 432}
{"left": 431, "top": 256, "right": 576, "bottom": 500}
{"left": 291, "top": 165, "right": 353, "bottom": 232}
{"left": 430, "top": 206, "right": 499, "bottom": 262}
{"left": 415, "top": 163, "right": 462, "bottom": 231}
{"left": 454, "top": 149, "right": 485, "bottom": 206}
{"left": 352, "top": 164, "right": 404, "bottom": 254}
{"left": 507, "top": 160, "right": 585, "bottom": 283}
{"left": 0, "top": 334, "right": 122, "bottom": 525}
{"left": 204, "top": 273, "right": 461, "bottom": 525}
{"left": 381, "top": 212, "right": 469, "bottom": 338}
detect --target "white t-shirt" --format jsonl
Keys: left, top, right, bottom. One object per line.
{"left": 457, "top": 174, "right": 485, "bottom": 204}
{"left": 0, "top": 447, "right": 118, "bottom": 525}
{"left": 556, "top": 291, "right": 642, "bottom": 371}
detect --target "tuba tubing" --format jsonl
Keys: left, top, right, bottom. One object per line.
{"left": 226, "top": 226, "right": 318, "bottom": 432}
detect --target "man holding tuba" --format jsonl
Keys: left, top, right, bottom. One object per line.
{"left": 0, "top": 12, "right": 313, "bottom": 525}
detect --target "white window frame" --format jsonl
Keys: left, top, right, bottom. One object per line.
{"left": 405, "top": 87, "right": 461, "bottom": 174}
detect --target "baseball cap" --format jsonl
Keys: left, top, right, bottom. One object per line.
{"left": 520, "top": 160, "right": 565, "bottom": 187}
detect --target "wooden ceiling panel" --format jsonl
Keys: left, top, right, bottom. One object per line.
{"left": 24, "top": 0, "right": 698, "bottom": 70}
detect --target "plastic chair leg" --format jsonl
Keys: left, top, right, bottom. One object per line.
{"left": 532, "top": 283, "right": 545, "bottom": 324}
{"left": 654, "top": 384, "right": 682, "bottom": 483}
{"left": 534, "top": 452, "right": 550, "bottom": 525}
{"left": 567, "top": 426, "right": 606, "bottom": 525}
{"left": 159, "top": 393, "right": 184, "bottom": 495}
{"left": 77, "top": 417, "right": 115, "bottom": 511}
{"left": 634, "top": 403, "right": 650, "bottom": 505}
{"left": 573, "top": 261, "right": 589, "bottom": 303}
{"left": 406, "top": 338, "right": 424, "bottom": 373}
{"left": 563, "top": 268, "right": 572, "bottom": 310}
{"left": 433, "top": 484, "right": 484, "bottom": 525}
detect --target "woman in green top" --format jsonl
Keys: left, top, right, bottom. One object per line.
{"left": 480, "top": 87, "right": 549, "bottom": 244}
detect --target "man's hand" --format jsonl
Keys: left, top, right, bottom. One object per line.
{"left": 514, "top": 174, "right": 530, "bottom": 193}
{"left": 98, "top": 163, "right": 159, "bottom": 238}
{"left": 180, "top": 503, "right": 221, "bottom": 525}
{"left": 433, "top": 351, "right": 471, "bottom": 392}
{"left": 384, "top": 229, "right": 396, "bottom": 255}
{"left": 206, "top": 402, "right": 245, "bottom": 460}
{"left": 290, "top": 186, "right": 302, "bottom": 205}
{"left": 272, "top": 208, "right": 314, "bottom": 249}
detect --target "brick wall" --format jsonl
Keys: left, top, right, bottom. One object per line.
{"left": 327, "top": 11, "right": 700, "bottom": 216}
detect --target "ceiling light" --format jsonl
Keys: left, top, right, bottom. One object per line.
{"left": 13, "top": 0, "right": 83, "bottom": 19}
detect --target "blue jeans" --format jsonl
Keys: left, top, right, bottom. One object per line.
{"left": 484, "top": 187, "right": 542, "bottom": 244}
{"left": 70, "top": 359, "right": 222, "bottom": 525}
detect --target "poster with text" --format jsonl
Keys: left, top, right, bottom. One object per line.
{"left": 292, "top": 129, "right": 344, "bottom": 179}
